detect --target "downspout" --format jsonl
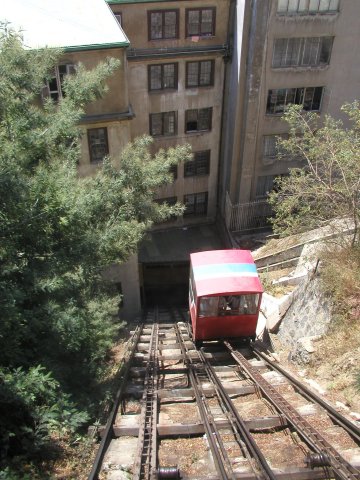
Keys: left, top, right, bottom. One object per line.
{"left": 235, "top": 0, "right": 259, "bottom": 202}
{"left": 217, "top": 0, "right": 236, "bottom": 221}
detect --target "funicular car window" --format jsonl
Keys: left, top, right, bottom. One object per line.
{"left": 199, "top": 296, "right": 218, "bottom": 317}
{"left": 189, "top": 270, "right": 196, "bottom": 305}
{"left": 199, "top": 294, "right": 259, "bottom": 317}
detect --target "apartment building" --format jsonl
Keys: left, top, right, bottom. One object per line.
{"left": 220, "top": 0, "right": 360, "bottom": 231}
{"left": 108, "top": 0, "right": 231, "bottom": 225}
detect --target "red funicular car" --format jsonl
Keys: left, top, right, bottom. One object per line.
{"left": 189, "top": 249, "right": 263, "bottom": 343}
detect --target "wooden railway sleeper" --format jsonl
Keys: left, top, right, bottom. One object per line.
{"left": 88, "top": 324, "right": 143, "bottom": 480}
{"left": 133, "top": 323, "right": 160, "bottom": 480}
{"left": 254, "top": 347, "right": 360, "bottom": 445}
{"left": 225, "top": 340, "right": 360, "bottom": 480}
{"left": 197, "top": 348, "right": 277, "bottom": 480}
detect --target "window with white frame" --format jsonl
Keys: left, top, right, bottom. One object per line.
{"left": 273, "top": 37, "right": 333, "bottom": 68}
{"left": 148, "top": 10, "right": 179, "bottom": 40}
{"left": 114, "top": 12, "right": 122, "bottom": 25}
{"left": 266, "top": 87, "right": 323, "bottom": 114}
{"left": 45, "top": 64, "right": 76, "bottom": 102}
{"left": 150, "top": 111, "right": 177, "bottom": 136}
{"left": 185, "top": 108, "right": 212, "bottom": 133}
{"left": 87, "top": 128, "right": 109, "bottom": 164}
{"left": 186, "top": 60, "right": 214, "bottom": 87}
{"left": 277, "top": 0, "right": 339, "bottom": 14}
{"left": 184, "top": 192, "right": 208, "bottom": 216}
{"left": 148, "top": 63, "right": 178, "bottom": 91}
{"left": 186, "top": 8, "right": 216, "bottom": 37}
{"left": 184, "top": 150, "right": 210, "bottom": 177}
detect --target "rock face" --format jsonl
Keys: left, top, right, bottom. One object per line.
{"left": 277, "top": 274, "right": 332, "bottom": 363}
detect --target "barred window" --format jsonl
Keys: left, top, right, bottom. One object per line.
{"left": 88, "top": 128, "right": 109, "bottom": 164}
{"left": 184, "top": 150, "right": 210, "bottom": 177}
{"left": 184, "top": 192, "right": 208, "bottom": 216}
{"left": 148, "top": 63, "right": 178, "bottom": 91}
{"left": 273, "top": 37, "right": 333, "bottom": 68}
{"left": 263, "top": 135, "right": 289, "bottom": 158}
{"left": 149, "top": 10, "right": 179, "bottom": 40}
{"left": 186, "top": 8, "right": 216, "bottom": 37}
{"left": 186, "top": 60, "right": 214, "bottom": 88}
{"left": 266, "top": 87, "right": 323, "bottom": 114}
{"left": 277, "top": 0, "right": 339, "bottom": 14}
{"left": 150, "top": 111, "right": 177, "bottom": 136}
{"left": 155, "top": 197, "right": 178, "bottom": 222}
{"left": 185, "top": 108, "right": 212, "bottom": 133}
{"left": 256, "top": 174, "right": 288, "bottom": 198}
{"left": 263, "top": 136, "right": 278, "bottom": 158}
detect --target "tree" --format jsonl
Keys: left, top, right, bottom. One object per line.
{"left": 269, "top": 103, "right": 360, "bottom": 246}
{"left": 0, "top": 27, "right": 191, "bottom": 468}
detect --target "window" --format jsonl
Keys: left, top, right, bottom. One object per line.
{"left": 148, "top": 10, "right": 179, "bottom": 40}
{"left": 186, "top": 60, "right": 214, "bottom": 88}
{"left": 184, "top": 192, "right": 208, "bottom": 216}
{"left": 186, "top": 8, "right": 216, "bottom": 37}
{"left": 184, "top": 150, "right": 210, "bottom": 177}
{"left": 256, "top": 175, "right": 277, "bottom": 198}
{"left": 46, "top": 64, "right": 76, "bottom": 102}
{"left": 273, "top": 37, "right": 333, "bottom": 68}
{"left": 263, "top": 135, "right": 288, "bottom": 158}
{"left": 256, "top": 174, "right": 288, "bottom": 198}
{"left": 277, "top": 0, "right": 339, "bottom": 14}
{"left": 170, "top": 164, "right": 178, "bottom": 180}
{"left": 150, "top": 111, "right": 177, "bottom": 136}
{"left": 156, "top": 196, "right": 178, "bottom": 222}
{"left": 114, "top": 12, "right": 122, "bottom": 25}
{"left": 158, "top": 196, "right": 177, "bottom": 206}
{"left": 88, "top": 128, "right": 109, "bottom": 164}
{"left": 148, "top": 63, "right": 178, "bottom": 91}
{"left": 199, "top": 294, "right": 260, "bottom": 317}
{"left": 266, "top": 87, "right": 323, "bottom": 114}
{"left": 185, "top": 108, "right": 212, "bottom": 133}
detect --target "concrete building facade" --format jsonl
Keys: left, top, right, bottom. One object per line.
{"left": 108, "top": 0, "right": 231, "bottom": 226}
{"left": 220, "top": 0, "right": 360, "bottom": 216}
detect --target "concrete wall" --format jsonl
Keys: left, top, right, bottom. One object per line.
{"left": 102, "top": 253, "right": 142, "bottom": 321}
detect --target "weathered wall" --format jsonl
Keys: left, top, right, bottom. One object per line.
{"left": 277, "top": 274, "right": 332, "bottom": 362}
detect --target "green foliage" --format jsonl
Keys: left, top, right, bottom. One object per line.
{"left": 0, "top": 365, "right": 88, "bottom": 456}
{"left": 269, "top": 103, "right": 360, "bottom": 246}
{"left": 0, "top": 27, "right": 191, "bottom": 473}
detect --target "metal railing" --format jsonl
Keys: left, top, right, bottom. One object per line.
{"left": 225, "top": 192, "right": 272, "bottom": 232}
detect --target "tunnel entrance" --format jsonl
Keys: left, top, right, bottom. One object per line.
{"left": 141, "top": 262, "right": 189, "bottom": 307}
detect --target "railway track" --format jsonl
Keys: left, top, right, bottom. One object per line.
{"left": 88, "top": 307, "right": 360, "bottom": 480}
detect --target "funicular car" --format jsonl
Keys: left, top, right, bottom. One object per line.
{"left": 189, "top": 249, "right": 263, "bottom": 343}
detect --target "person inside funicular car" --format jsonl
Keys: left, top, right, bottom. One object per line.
{"left": 199, "top": 293, "right": 259, "bottom": 317}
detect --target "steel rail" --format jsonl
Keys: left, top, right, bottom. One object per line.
{"left": 88, "top": 324, "right": 143, "bottom": 480}
{"left": 197, "top": 348, "right": 278, "bottom": 480}
{"left": 173, "top": 323, "right": 231, "bottom": 479}
{"left": 133, "top": 321, "right": 160, "bottom": 480}
{"left": 225, "top": 340, "right": 360, "bottom": 480}
{"left": 253, "top": 346, "right": 360, "bottom": 444}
